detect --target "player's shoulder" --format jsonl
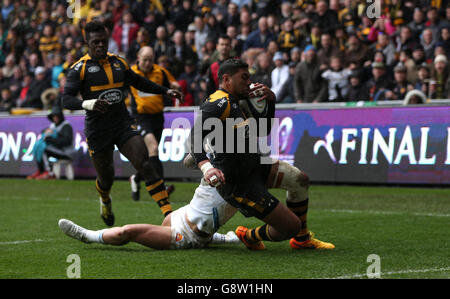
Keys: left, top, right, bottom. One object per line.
{"left": 201, "top": 89, "right": 231, "bottom": 118}
{"left": 207, "top": 89, "right": 230, "bottom": 103}
{"left": 107, "top": 52, "right": 130, "bottom": 70}
{"left": 69, "top": 54, "right": 91, "bottom": 72}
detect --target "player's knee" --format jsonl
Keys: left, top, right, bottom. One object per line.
{"left": 296, "top": 171, "right": 309, "bottom": 189}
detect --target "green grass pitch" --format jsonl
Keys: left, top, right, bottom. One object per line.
{"left": 0, "top": 178, "right": 449, "bottom": 279}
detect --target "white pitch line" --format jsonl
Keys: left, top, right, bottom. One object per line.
{"left": 0, "top": 239, "right": 47, "bottom": 245}
{"left": 325, "top": 267, "right": 450, "bottom": 279}
{"left": 322, "top": 209, "right": 450, "bottom": 217}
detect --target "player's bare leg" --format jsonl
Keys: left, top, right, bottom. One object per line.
{"left": 58, "top": 219, "right": 172, "bottom": 249}
{"left": 102, "top": 224, "right": 172, "bottom": 249}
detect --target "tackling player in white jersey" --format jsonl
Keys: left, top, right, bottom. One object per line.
{"left": 59, "top": 176, "right": 240, "bottom": 249}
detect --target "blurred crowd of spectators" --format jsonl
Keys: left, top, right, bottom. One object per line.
{"left": 0, "top": 0, "right": 450, "bottom": 113}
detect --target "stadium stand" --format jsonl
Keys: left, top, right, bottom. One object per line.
{"left": 0, "top": 0, "right": 449, "bottom": 115}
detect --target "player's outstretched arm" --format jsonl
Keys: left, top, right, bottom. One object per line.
{"left": 126, "top": 68, "right": 183, "bottom": 102}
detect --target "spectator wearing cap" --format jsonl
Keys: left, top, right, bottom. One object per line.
{"left": 317, "top": 32, "right": 344, "bottom": 70}
{"left": 403, "top": 89, "right": 428, "bottom": 105}
{"left": 414, "top": 63, "right": 432, "bottom": 97}
{"left": 22, "top": 66, "right": 51, "bottom": 109}
{"left": 347, "top": 70, "right": 370, "bottom": 102}
{"left": 178, "top": 59, "right": 201, "bottom": 105}
{"left": 367, "top": 61, "right": 395, "bottom": 101}
{"left": 277, "top": 61, "right": 298, "bottom": 103}
{"left": 290, "top": 47, "right": 302, "bottom": 64}
{"left": 431, "top": 54, "right": 449, "bottom": 98}
{"left": 185, "top": 23, "right": 198, "bottom": 55}
{"left": 243, "top": 17, "right": 276, "bottom": 51}
{"left": 271, "top": 52, "right": 290, "bottom": 99}
{"left": 386, "top": 63, "right": 414, "bottom": 100}
{"left": 294, "top": 45, "right": 328, "bottom": 103}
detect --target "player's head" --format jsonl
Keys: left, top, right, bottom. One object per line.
{"left": 218, "top": 59, "right": 250, "bottom": 99}
{"left": 84, "top": 21, "right": 108, "bottom": 59}
{"left": 137, "top": 46, "right": 155, "bottom": 73}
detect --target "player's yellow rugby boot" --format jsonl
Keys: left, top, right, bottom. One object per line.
{"left": 99, "top": 198, "right": 115, "bottom": 226}
{"left": 289, "top": 232, "right": 335, "bottom": 250}
{"left": 235, "top": 226, "right": 266, "bottom": 251}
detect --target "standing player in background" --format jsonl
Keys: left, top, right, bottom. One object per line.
{"left": 128, "top": 46, "right": 181, "bottom": 201}
{"left": 62, "top": 22, "right": 183, "bottom": 226}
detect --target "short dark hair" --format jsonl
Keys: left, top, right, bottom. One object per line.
{"left": 84, "top": 21, "right": 107, "bottom": 41}
{"left": 218, "top": 34, "right": 231, "bottom": 42}
{"left": 218, "top": 59, "right": 248, "bottom": 83}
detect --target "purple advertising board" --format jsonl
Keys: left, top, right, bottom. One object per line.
{"left": 0, "top": 106, "right": 449, "bottom": 184}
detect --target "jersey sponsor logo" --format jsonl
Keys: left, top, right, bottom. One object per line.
{"left": 175, "top": 233, "right": 183, "bottom": 242}
{"left": 98, "top": 89, "right": 123, "bottom": 104}
{"left": 87, "top": 66, "right": 100, "bottom": 73}
{"left": 73, "top": 61, "right": 83, "bottom": 71}
{"left": 217, "top": 98, "right": 227, "bottom": 107}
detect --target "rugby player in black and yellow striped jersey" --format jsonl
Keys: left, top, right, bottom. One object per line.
{"left": 62, "top": 22, "right": 183, "bottom": 226}
{"left": 191, "top": 59, "right": 334, "bottom": 250}
{"left": 128, "top": 46, "right": 181, "bottom": 202}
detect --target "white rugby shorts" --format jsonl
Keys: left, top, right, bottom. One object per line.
{"left": 169, "top": 206, "right": 212, "bottom": 249}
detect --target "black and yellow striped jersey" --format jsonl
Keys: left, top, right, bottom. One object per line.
{"left": 130, "top": 63, "right": 176, "bottom": 114}
{"left": 39, "top": 35, "right": 61, "bottom": 53}
{"left": 62, "top": 52, "right": 169, "bottom": 133}
{"left": 190, "top": 88, "right": 275, "bottom": 183}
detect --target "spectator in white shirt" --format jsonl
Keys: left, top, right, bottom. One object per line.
{"left": 321, "top": 56, "right": 352, "bottom": 101}
{"left": 271, "top": 52, "right": 290, "bottom": 99}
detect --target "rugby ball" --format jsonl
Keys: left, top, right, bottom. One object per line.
{"left": 239, "top": 84, "right": 269, "bottom": 118}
